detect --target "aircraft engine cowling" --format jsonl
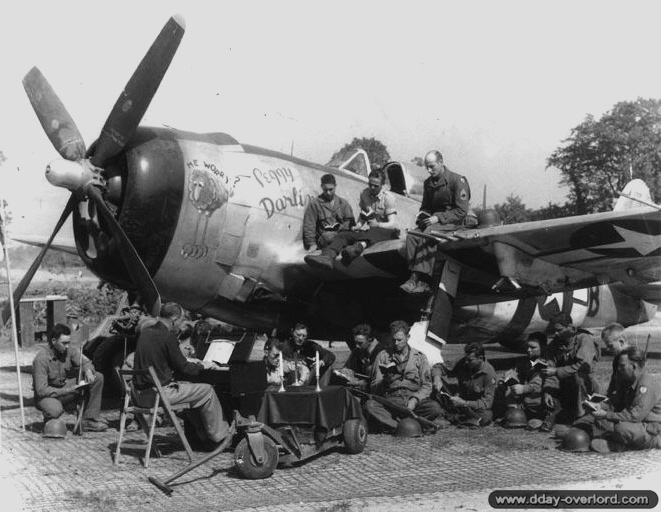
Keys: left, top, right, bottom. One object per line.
{"left": 73, "top": 127, "right": 227, "bottom": 313}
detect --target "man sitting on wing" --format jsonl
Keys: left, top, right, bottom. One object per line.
{"left": 302, "top": 173, "right": 354, "bottom": 252}
{"left": 305, "top": 169, "right": 398, "bottom": 269}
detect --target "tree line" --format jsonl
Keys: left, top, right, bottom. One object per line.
{"left": 331, "top": 98, "right": 660, "bottom": 224}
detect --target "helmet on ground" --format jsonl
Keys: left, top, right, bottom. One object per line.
{"left": 394, "top": 417, "right": 423, "bottom": 438}
{"left": 560, "top": 428, "right": 590, "bottom": 452}
{"left": 43, "top": 418, "right": 67, "bottom": 438}
{"left": 503, "top": 408, "right": 527, "bottom": 428}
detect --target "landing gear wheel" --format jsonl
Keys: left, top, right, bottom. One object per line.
{"left": 234, "top": 436, "right": 278, "bottom": 479}
{"left": 343, "top": 418, "right": 368, "bottom": 454}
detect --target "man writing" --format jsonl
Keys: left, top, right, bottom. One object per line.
{"left": 33, "top": 323, "right": 107, "bottom": 432}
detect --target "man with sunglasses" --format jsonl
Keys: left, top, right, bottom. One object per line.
{"left": 400, "top": 150, "right": 471, "bottom": 294}
{"left": 305, "top": 169, "right": 398, "bottom": 269}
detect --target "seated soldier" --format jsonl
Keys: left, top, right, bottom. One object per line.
{"left": 498, "top": 332, "right": 559, "bottom": 430}
{"left": 264, "top": 337, "right": 310, "bottom": 389}
{"left": 305, "top": 170, "right": 398, "bottom": 269}
{"left": 281, "top": 322, "right": 335, "bottom": 386}
{"left": 333, "top": 323, "right": 385, "bottom": 390}
{"left": 542, "top": 312, "right": 600, "bottom": 427}
{"left": 418, "top": 341, "right": 497, "bottom": 427}
{"left": 32, "top": 323, "right": 108, "bottom": 432}
{"left": 583, "top": 348, "right": 661, "bottom": 452}
{"left": 302, "top": 173, "right": 354, "bottom": 252}
{"left": 363, "top": 321, "right": 436, "bottom": 433}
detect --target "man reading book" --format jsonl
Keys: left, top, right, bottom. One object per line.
{"left": 363, "top": 321, "right": 436, "bottom": 433}
{"left": 495, "top": 332, "right": 559, "bottom": 430}
{"left": 334, "top": 323, "right": 385, "bottom": 391}
{"left": 305, "top": 170, "right": 398, "bottom": 270}
{"left": 400, "top": 150, "right": 471, "bottom": 294}
{"left": 302, "top": 173, "right": 354, "bottom": 252}
{"left": 417, "top": 341, "right": 497, "bottom": 427}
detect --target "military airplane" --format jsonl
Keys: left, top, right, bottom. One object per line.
{"left": 3, "top": 15, "right": 660, "bottom": 362}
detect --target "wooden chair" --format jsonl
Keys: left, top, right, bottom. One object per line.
{"left": 114, "top": 366, "right": 194, "bottom": 467}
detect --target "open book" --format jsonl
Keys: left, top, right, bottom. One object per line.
{"left": 322, "top": 221, "right": 341, "bottom": 231}
{"left": 75, "top": 380, "right": 90, "bottom": 389}
{"left": 360, "top": 208, "right": 376, "bottom": 221}
{"left": 502, "top": 369, "right": 519, "bottom": 386}
{"left": 582, "top": 393, "right": 609, "bottom": 412}
{"left": 379, "top": 361, "right": 397, "bottom": 373}
{"left": 530, "top": 359, "right": 549, "bottom": 370}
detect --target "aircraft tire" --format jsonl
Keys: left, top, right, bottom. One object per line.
{"left": 343, "top": 418, "right": 368, "bottom": 454}
{"left": 234, "top": 436, "right": 278, "bottom": 480}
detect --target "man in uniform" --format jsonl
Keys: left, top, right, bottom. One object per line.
{"left": 305, "top": 170, "right": 398, "bottom": 269}
{"left": 302, "top": 173, "right": 354, "bottom": 252}
{"left": 281, "top": 322, "right": 335, "bottom": 385}
{"left": 263, "top": 337, "right": 309, "bottom": 389}
{"left": 133, "top": 302, "right": 229, "bottom": 446}
{"left": 542, "top": 312, "right": 600, "bottom": 427}
{"left": 419, "top": 341, "right": 497, "bottom": 427}
{"left": 498, "top": 331, "right": 559, "bottom": 429}
{"left": 588, "top": 348, "right": 661, "bottom": 452}
{"left": 334, "top": 323, "right": 385, "bottom": 391}
{"left": 573, "top": 323, "right": 631, "bottom": 436}
{"left": 601, "top": 322, "right": 630, "bottom": 396}
{"left": 400, "top": 150, "right": 471, "bottom": 294}
{"left": 33, "top": 323, "right": 107, "bottom": 431}
{"left": 364, "top": 320, "right": 434, "bottom": 433}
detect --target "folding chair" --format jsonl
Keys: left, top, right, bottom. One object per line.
{"left": 114, "top": 366, "right": 194, "bottom": 467}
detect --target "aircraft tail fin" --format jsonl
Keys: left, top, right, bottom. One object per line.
{"left": 613, "top": 179, "right": 653, "bottom": 212}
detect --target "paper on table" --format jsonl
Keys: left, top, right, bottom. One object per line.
{"left": 203, "top": 340, "right": 236, "bottom": 365}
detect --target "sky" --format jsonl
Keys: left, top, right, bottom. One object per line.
{"left": 1, "top": 0, "right": 661, "bottom": 237}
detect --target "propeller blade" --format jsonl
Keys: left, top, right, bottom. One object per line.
{"left": 86, "top": 186, "right": 161, "bottom": 316}
{"left": 1, "top": 195, "right": 77, "bottom": 325}
{"left": 22, "top": 67, "right": 87, "bottom": 161}
{"left": 90, "top": 15, "right": 186, "bottom": 167}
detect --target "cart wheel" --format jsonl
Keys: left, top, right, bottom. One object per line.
{"left": 234, "top": 436, "right": 278, "bottom": 479}
{"left": 343, "top": 418, "right": 368, "bottom": 454}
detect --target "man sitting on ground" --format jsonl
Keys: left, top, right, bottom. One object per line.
{"left": 334, "top": 323, "right": 385, "bottom": 391}
{"left": 281, "top": 322, "right": 335, "bottom": 386}
{"left": 587, "top": 348, "right": 661, "bottom": 452}
{"left": 264, "top": 337, "right": 310, "bottom": 389}
{"left": 498, "top": 332, "right": 559, "bottom": 430}
{"left": 418, "top": 341, "right": 497, "bottom": 427}
{"left": 364, "top": 320, "right": 435, "bottom": 433}
{"left": 32, "top": 323, "right": 107, "bottom": 432}
{"left": 542, "top": 312, "right": 600, "bottom": 428}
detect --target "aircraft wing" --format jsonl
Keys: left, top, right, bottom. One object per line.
{"left": 303, "top": 206, "right": 660, "bottom": 307}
